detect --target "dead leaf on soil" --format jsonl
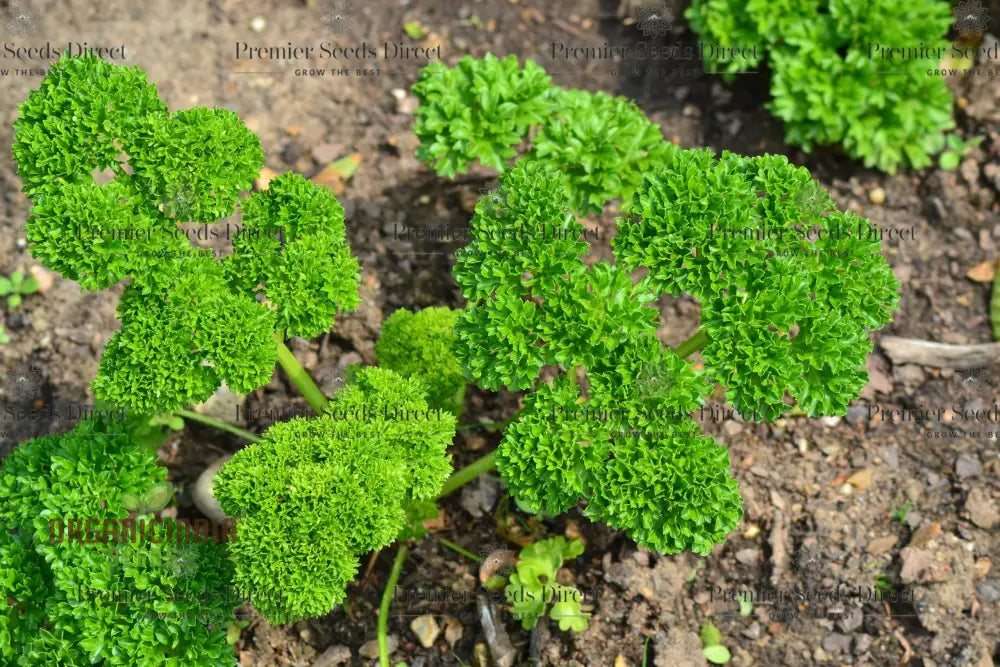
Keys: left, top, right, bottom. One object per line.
{"left": 966, "top": 259, "right": 998, "bottom": 283}
{"left": 846, "top": 467, "right": 875, "bottom": 491}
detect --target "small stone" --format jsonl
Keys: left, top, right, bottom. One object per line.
{"left": 312, "top": 644, "right": 351, "bottom": 667}
{"left": 820, "top": 416, "right": 841, "bottom": 427}
{"left": 255, "top": 166, "right": 278, "bottom": 191}
{"left": 900, "top": 546, "right": 952, "bottom": 583}
{"left": 839, "top": 483, "right": 854, "bottom": 495}
{"left": 614, "top": 654, "right": 627, "bottom": 667}
{"left": 444, "top": 617, "right": 463, "bottom": 647}
{"left": 823, "top": 633, "right": 852, "bottom": 654}
{"left": 907, "top": 522, "right": 942, "bottom": 549}
{"left": 866, "top": 535, "right": 898, "bottom": 556}
{"left": 743, "top": 524, "right": 760, "bottom": 539}
{"left": 194, "top": 383, "right": 245, "bottom": 422}
{"left": 742, "top": 622, "right": 761, "bottom": 640}
{"left": 845, "top": 405, "right": 868, "bottom": 424}
{"left": 311, "top": 142, "right": 344, "bottom": 165}
{"left": 28, "top": 266, "right": 55, "bottom": 293}
{"left": 975, "top": 582, "right": 1000, "bottom": 603}
{"left": 392, "top": 88, "right": 418, "bottom": 115}
{"left": 736, "top": 548, "right": 761, "bottom": 565}
{"left": 360, "top": 636, "right": 396, "bottom": 659}
{"left": 868, "top": 187, "right": 886, "bottom": 205}
{"left": 854, "top": 634, "right": 873, "bottom": 654}
{"left": 838, "top": 608, "right": 863, "bottom": 632}
{"left": 722, "top": 420, "right": 742, "bottom": 437}
{"left": 411, "top": 615, "right": 441, "bottom": 648}
{"left": 955, "top": 453, "right": 982, "bottom": 478}
{"left": 974, "top": 557, "right": 991, "bottom": 579}
{"left": 191, "top": 455, "right": 233, "bottom": 523}
{"left": 847, "top": 467, "right": 875, "bottom": 491}
{"left": 249, "top": 16, "right": 266, "bottom": 32}
{"left": 966, "top": 487, "right": 999, "bottom": 529}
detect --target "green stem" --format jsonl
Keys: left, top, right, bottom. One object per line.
{"left": 673, "top": 329, "right": 708, "bottom": 358}
{"left": 439, "top": 538, "right": 482, "bottom": 563}
{"left": 438, "top": 450, "right": 498, "bottom": 498}
{"left": 567, "top": 364, "right": 579, "bottom": 388}
{"left": 378, "top": 545, "right": 409, "bottom": 667}
{"left": 272, "top": 331, "right": 328, "bottom": 415}
{"left": 175, "top": 409, "right": 262, "bottom": 443}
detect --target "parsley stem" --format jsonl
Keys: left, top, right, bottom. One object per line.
{"left": 273, "top": 331, "right": 329, "bottom": 415}
{"left": 438, "top": 450, "right": 498, "bottom": 498}
{"left": 175, "top": 409, "right": 262, "bottom": 443}
{"left": 673, "top": 329, "right": 708, "bottom": 358}
{"left": 439, "top": 538, "right": 483, "bottom": 563}
{"left": 378, "top": 544, "right": 409, "bottom": 667}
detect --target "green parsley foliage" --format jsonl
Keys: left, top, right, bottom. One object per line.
{"left": 455, "top": 146, "right": 897, "bottom": 554}
{"left": 0, "top": 420, "right": 236, "bottom": 667}
{"left": 412, "top": 54, "right": 557, "bottom": 178}
{"left": 528, "top": 89, "right": 677, "bottom": 215}
{"left": 685, "top": 0, "right": 955, "bottom": 172}
{"left": 12, "top": 55, "right": 360, "bottom": 413}
{"left": 376, "top": 306, "right": 467, "bottom": 416}
{"left": 411, "top": 55, "right": 673, "bottom": 215}
{"left": 223, "top": 172, "right": 361, "bottom": 338}
{"left": 213, "top": 367, "right": 455, "bottom": 623}
{"left": 615, "top": 150, "right": 900, "bottom": 420}
{"left": 505, "top": 537, "right": 589, "bottom": 632}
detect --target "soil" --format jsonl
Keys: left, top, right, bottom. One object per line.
{"left": 1, "top": 0, "right": 999, "bottom": 666}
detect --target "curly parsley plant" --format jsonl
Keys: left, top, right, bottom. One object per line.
{"left": 0, "top": 420, "right": 237, "bottom": 667}
{"left": 12, "top": 54, "right": 360, "bottom": 414}
{"left": 212, "top": 367, "right": 456, "bottom": 623}
{"left": 685, "top": 0, "right": 955, "bottom": 172}
{"left": 412, "top": 54, "right": 672, "bottom": 215}
{"left": 454, "top": 149, "right": 899, "bottom": 555}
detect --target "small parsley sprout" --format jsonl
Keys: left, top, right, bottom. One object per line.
{"left": 213, "top": 367, "right": 456, "bottom": 623}
{"left": 0, "top": 270, "right": 41, "bottom": 310}
{"left": 13, "top": 55, "right": 361, "bottom": 414}
{"left": 503, "top": 537, "right": 589, "bottom": 632}
{"left": 685, "top": 0, "right": 955, "bottom": 173}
